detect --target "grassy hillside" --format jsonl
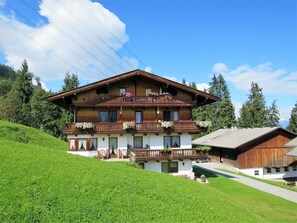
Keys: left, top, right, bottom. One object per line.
{"left": 0, "top": 121, "right": 297, "bottom": 222}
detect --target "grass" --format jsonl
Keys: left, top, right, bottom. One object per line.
{"left": 216, "top": 168, "right": 297, "bottom": 193}
{"left": 0, "top": 121, "right": 297, "bottom": 222}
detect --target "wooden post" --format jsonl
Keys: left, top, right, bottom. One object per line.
{"left": 86, "top": 138, "right": 90, "bottom": 151}
{"left": 75, "top": 139, "right": 78, "bottom": 151}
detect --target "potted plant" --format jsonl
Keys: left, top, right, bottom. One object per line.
{"left": 123, "top": 121, "right": 136, "bottom": 132}
{"left": 161, "top": 148, "right": 172, "bottom": 155}
{"left": 161, "top": 121, "right": 173, "bottom": 128}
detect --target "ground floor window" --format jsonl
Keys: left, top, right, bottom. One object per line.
{"left": 90, "top": 138, "right": 97, "bottom": 150}
{"left": 293, "top": 166, "right": 297, "bottom": 171}
{"left": 79, "top": 139, "right": 87, "bottom": 150}
{"left": 254, "top": 170, "right": 259, "bottom": 176}
{"left": 284, "top": 167, "right": 289, "bottom": 172}
{"left": 69, "top": 138, "right": 97, "bottom": 151}
{"left": 275, "top": 167, "right": 280, "bottom": 173}
{"left": 134, "top": 136, "right": 143, "bottom": 148}
{"left": 266, "top": 168, "right": 271, "bottom": 173}
{"left": 161, "top": 162, "right": 178, "bottom": 173}
{"left": 69, "top": 139, "right": 75, "bottom": 151}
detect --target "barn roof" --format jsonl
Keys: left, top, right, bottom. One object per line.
{"left": 284, "top": 137, "right": 297, "bottom": 147}
{"left": 285, "top": 147, "right": 297, "bottom": 158}
{"left": 192, "top": 127, "right": 296, "bottom": 149}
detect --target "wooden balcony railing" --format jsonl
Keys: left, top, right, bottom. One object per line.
{"left": 72, "top": 95, "right": 194, "bottom": 107}
{"left": 63, "top": 121, "right": 202, "bottom": 134}
{"left": 130, "top": 149, "right": 206, "bottom": 161}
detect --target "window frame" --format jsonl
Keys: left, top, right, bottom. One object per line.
{"left": 161, "top": 161, "right": 179, "bottom": 173}
{"left": 120, "top": 88, "right": 126, "bottom": 95}
{"left": 254, "top": 170, "right": 259, "bottom": 176}
{"left": 163, "top": 136, "right": 180, "bottom": 148}
{"left": 171, "top": 111, "right": 179, "bottom": 121}
{"left": 145, "top": 88, "right": 152, "bottom": 96}
{"left": 135, "top": 111, "right": 143, "bottom": 123}
{"left": 266, "top": 168, "right": 271, "bottom": 173}
{"left": 99, "top": 111, "right": 117, "bottom": 123}
{"left": 133, "top": 136, "right": 143, "bottom": 149}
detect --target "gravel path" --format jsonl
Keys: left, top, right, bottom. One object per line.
{"left": 194, "top": 163, "right": 297, "bottom": 204}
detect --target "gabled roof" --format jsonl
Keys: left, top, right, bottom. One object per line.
{"left": 192, "top": 127, "right": 296, "bottom": 149}
{"left": 47, "top": 69, "right": 219, "bottom": 104}
{"left": 285, "top": 147, "right": 297, "bottom": 158}
{"left": 284, "top": 137, "right": 297, "bottom": 147}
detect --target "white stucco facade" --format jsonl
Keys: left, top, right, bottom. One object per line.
{"left": 144, "top": 160, "right": 193, "bottom": 175}
{"left": 239, "top": 166, "right": 297, "bottom": 179}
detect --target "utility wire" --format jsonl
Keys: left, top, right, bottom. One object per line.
{"left": 29, "top": 0, "right": 129, "bottom": 74}
{"left": 5, "top": 1, "right": 107, "bottom": 80}
{"left": 0, "top": 15, "right": 94, "bottom": 82}
{"left": 76, "top": 0, "right": 149, "bottom": 68}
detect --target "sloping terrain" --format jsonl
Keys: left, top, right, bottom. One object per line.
{"left": 0, "top": 121, "right": 296, "bottom": 222}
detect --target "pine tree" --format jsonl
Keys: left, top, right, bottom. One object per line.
{"left": 287, "top": 102, "right": 297, "bottom": 133}
{"left": 238, "top": 82, "right": 269, "bottom": 128}
{"left": 267, "top": 100, "right": 280, "bottom": 127}
{"left": 13, "top": 60, "right": 33, "bottom": 104}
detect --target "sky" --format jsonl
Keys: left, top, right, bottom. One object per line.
{"left": 0, "top": 0, "right": 296, "bottom": 123}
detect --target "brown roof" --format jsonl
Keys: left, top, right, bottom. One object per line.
{"left": 47, "top": 69, "right": 219, "bottom": 104}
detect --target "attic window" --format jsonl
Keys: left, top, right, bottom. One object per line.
{"left": 120, "top": 88, "right": 126, "bottom": 95}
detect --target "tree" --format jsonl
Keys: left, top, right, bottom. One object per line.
{"left": 61, "top": 72, "right": 79, "bottom": 91}
{"left": 238, "top": 82, "right": 269, "bottom": 128}
{"left": 0, "top": 90, "right": 22, "bottom": 123}
{"left": 13, "top": 60, "right": 33, "bottom": 104}
{"left": 287, "top": 102, "right": 297, "bottom": 133}
{"left": 267, "top": 100, "right": 280, "bottom": 127}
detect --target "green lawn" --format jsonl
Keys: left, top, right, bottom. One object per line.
{"left": 1, "top": 121, "right": 297, "bottom": 222}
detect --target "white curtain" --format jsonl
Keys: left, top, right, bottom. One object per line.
{"left": 90, "top": 139, "right": 97, "bottom": 150}
{"left": 79, "top": 139, "right": 86, "bottom": 150}
{"left": 69, "top": 139, "right": 75, "bottom": 150}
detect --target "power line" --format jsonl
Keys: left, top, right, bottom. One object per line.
{"left": 0, "top": 15, "right": 95, "bottom": 82}
{"left": 33, "top": 0, "right": 130, "bottom": 73}
{"left": 76, "top": 0, "right": 149, "bottom": 68}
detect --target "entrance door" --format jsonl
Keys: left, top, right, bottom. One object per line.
{"left": 109, "top": 137, "right": 118, "bottom": 158}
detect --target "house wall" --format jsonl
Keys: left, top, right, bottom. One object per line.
{"left": 144, "top": 160, "right": 193, "bottom": 175}
{"left": 240, "top": 166, "right": 297, "bottom": 179}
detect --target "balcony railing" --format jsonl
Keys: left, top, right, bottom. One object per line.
{"left": 130, "top": 149, "right": 207, "bottom": 161}
{"left": 72, "top": 95, "right": 194, "bottom": 107}
{"left": 63, "top": 121, "right": 202, "bottom": 134}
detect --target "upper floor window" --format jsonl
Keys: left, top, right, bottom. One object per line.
{"left": 99, "top": 111, "right": 117, "bottom": 122}
{"left": 135, "top": 111, "right": 143, "bottom": 123}
{"left": 120, "top": 88, "right": 126, "bottom": 95}
{"left": 164, "top": 136, "right": 180, "bottom": 148}
{"left": 163, "top": 111, "right": 179, "bottom": 121}
{"left": 146, "top": 88, "right": 152, "bottom": 96}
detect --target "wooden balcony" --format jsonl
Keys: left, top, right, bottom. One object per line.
{"left": 72, "top": 95, "right": 194, "bottom": 107}
{"left": 130, "top": 149, "right": 207, "bottom": 161}
{"left": 63, "top": 121, "right": 202, "bottom": 135}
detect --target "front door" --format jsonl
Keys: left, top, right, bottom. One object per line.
{"left": 109, "top": 137, "right": 118, "bottom": 158}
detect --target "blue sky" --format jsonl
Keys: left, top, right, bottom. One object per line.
{"left": 0, "top": 0, "right": 296, "bottom": 122}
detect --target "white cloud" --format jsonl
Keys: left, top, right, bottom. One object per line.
{"left": 32, "top": 78, "right": 49, "bottom": 92}
{"left": 212, "top": 62, "right": 297, "bottom": 95}
{"left": 232, "top": 101, "right": 242, "bottom": 119}
{"left": 163, "top": 75, "right": 178, "bottom": 82}
{"left": 0, "top": 0, "right": 138, "bottom": 82}
{"left": 196, "top": 83, "right": 209, "bottom": 92}
{"left": 279, "top": 106, "right": 293, "bottom": 122}
{"left": 144, "top": 66, "right": 152, "bottom": 73}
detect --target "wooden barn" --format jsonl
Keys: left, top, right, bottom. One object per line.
{"left": 192, "top": 127, "right": 297, "bottom": 179}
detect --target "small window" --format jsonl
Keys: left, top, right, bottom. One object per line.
{"left": 69, "top": 139, "right": 75, "bottom": 151}
{"left": 254, "top": 170, "right": 259, "bottom": 176}
{"left": 134, "top": 136, "right": 143, "bottom": 148}
{"left": 171, "top": 111, "right": 179, "bottom": 121}
{"left": 135, "top": 111, "right": 143, "bottom": 123}
{"left": 170, "top": 162, "right": 178, "bottom": 173}
{"left": 161, "top": 162, "right": 169, "bottom": 173}
{"left": 109, "top": 111, "right": 117, "bottom": 122}
{"left": 89, "top": 138, "right": 97, "bottom": 150}
{"left": 266, "top": 168, "right": 271, "bottom": 173}
{"left": 172, "top": 136, "right": 180, "bottom": 148}
{"left": 284, "top": 167, "right": 289, "bottom": 172}
{"left": 99, "top": 112, "right": 108, "bottom": 122}
{"left": 161, "top": 162, "right": 178, "bottom": 173}
{"left": 120, "top": 88, "right": 126, "bottom": 95}
{"left": 146, "top": 88, "right": 152, "bottom": 96}
{"left": 163, "top": 136, "right": 180, "bottom": 148}
{"left": 275, "top": 167, "right": 280, "bottom": 173}
{"left": 78, "top": 139, "right": 86, "bottom": 150}
{"left": 293, "top": 166, "right": 297, "bottom": 171}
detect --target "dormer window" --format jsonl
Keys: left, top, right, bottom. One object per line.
{"left": 120, "top": 88, "right": 126, "bottom": 95}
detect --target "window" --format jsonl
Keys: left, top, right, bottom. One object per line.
{"left": 293, "top": 166, "right": 297, "bottom": 171}
{"left": 109, "top": 111, "right": 117, "bottom": 122}
{"left": 99, "top": 112, "right": 108, "bottom": 122}
{"left": 99, "top": 111, "right": 117, "bottom": 122}
{"left": 135, "top": 111, "right": 143, "bottom": 123}
{"left": 78, "top": 139, "right": 86, "bottom": 150}
{"left": 161, "top": 162, "right": 178, "bottom": 173}
{"left": 164, "top": 136, "right": 180, "bottom": 148}
{"left": 134, "top": 136, "right": 143, "bottom": 148}
{"left": 90, "top": 138, "right": 97, "bottom": 150}
{"left": 266, "top": 168, "right": 271, "bottom": 173}
{"left": 284, "top": 167, "right": 289, "bottom": 172}
{"left": 275, "top": 167, "right": 280, "bottom": 173}
{"left": 163, "top": 111, "right": 171, "bottom": 121}
{"left": 120, "top": 88, "right": 126, "bottom": 95}
{"left": 69, "top": 139, "right": 75, "bottom": 151}
{"left": 171, "top": 111, "right": 179, "bottom": 121}
{"left": 254, "top": 170, "right": 259, "bottom": 176}
{"left": 146, "top": 88, "right": 152, "bottom": 96}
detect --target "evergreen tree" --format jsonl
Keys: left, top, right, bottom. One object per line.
{"left": 287, "top": 102, "right": 297, "bottom": 133}
{"left": 13, "top": 60, "right": 33, "bottom": 104}
{"left": 182, "top": 78, "right": 187, "bottom": 85}
{"left": 238, "top": 82, "right": 269, "bottom": 128}
{"left": 0, "top": 90, "right": 22, "bottom": 123}
{"left": 61, "top": 72, "right": 79, "bottom": 91}
{"left": 267, "top": 100, "right": 280, "bottom": 127}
